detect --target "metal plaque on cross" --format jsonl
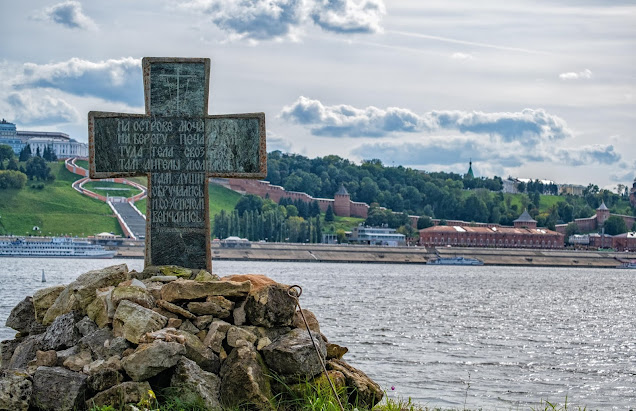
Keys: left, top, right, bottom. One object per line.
{"left": 88, "top": 57, "right": 266, "bottom": 272}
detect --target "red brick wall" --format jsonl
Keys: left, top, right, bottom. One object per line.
{"left": 419, "top": 231, "right": 564, "bottom": 249}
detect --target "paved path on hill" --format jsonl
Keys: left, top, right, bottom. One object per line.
{"left": 65, "top": 158, "right": 147, "bottom": 239}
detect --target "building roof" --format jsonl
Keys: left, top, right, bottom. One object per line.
{"left": 597, "top": 201, "right": 609, "bottom": 211}
{"left": 513, "top": 209, "right": 537, "bottom": 223}
{"left": 466, "top": 160, "right": 474, "bottom": 178}
{"left": 335, "top": 184, "right": 349, "bottom": 196}
{"left": 420, "top": 225, "right": 561, "bottom": 236}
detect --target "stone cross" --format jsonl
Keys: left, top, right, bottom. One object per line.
{"left": 89, "top": 57, "right": 266, "bottom": 272}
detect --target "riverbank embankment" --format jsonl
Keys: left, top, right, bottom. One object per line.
{"left": 113, "top": 242, "right": 634, "bottom": 268}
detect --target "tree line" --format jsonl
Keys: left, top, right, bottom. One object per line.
{"left": 0, "top": 144, "right": 56, "bottom": 189}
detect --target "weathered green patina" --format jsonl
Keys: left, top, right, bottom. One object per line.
{"left": 89, "top": 57, "right": 266, "bottom": 272}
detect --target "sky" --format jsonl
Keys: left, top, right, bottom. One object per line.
{"left": 0, "top": 0, "right": 634, "bottom": 190}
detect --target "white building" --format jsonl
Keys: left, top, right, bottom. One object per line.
{"left": 0, "top": 120, "right": 88, "bottom": 158}
{"left": 349, "top": 225, "right": 406, "bottom": 246}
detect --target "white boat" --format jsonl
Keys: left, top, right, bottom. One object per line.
{"left": 427, "top": 256, "right": 484, "bottom": 265}
{"left": 617, "top": 261, "right": 636, "bottom": 269}
{"left": 0, "top": 237, "right": 115, "bottom": 259}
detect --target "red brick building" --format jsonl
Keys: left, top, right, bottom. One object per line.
{"left": 555, "top": 201, "right": 635, "bottom": 234}
{"left": 419, "top": 210, "right": 564, "bottom": 249}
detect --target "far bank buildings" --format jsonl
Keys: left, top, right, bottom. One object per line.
{"left": 0, "top": 119, "right": 88, "bottom": 159}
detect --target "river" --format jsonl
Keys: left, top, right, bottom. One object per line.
{"left": 0, "top": 258, "right": 634, "bottom": 409}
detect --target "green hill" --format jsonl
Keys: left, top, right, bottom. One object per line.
{"left": 0, "top": 162, "right": 122, "bottom": 237}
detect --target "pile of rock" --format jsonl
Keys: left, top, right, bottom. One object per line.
{"left": 0, "top": 264, "right": 382, "bottom": 411}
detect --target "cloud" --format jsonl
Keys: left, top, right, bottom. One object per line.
{"left": 559, "top": 69, "right": 592, "bottom": 80}
{"left": 280, "top": 96, "right": 572, "bottom": 142}
{"left": 450, "top": 52, "right": 473, "bottom": 61}
{"left": 556, "top": 144, "right": 620, "bottom": 166}
{"left": 180, "top": 0, "right": 385, "bottom": 41}
{"left": 36, "top": 1, "right": 97, "bottom": 30}
{"left": 311, "top": 0, "right": 386, "bottom": 34}
{"left": 609, "top": 162, "right": 636, "bottom": 183}
{"left": 6, "top": 92, "right": 80, "bottom": 125}
{"left": 14, "top": 57, "right": 142, "bottom": 104}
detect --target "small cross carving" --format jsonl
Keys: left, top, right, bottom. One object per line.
{"left": 89, "top": 57, "right": 266, "bottom": 272}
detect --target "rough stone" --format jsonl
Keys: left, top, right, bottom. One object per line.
{"left": 179, "top": 319, "right": 200, "bottom": 334}
{"left": 220, "top": 345, "right": 273, "bottom": 411}
{"left": 85, "top": 381, "right": 151, "bottom": 410}
{"left": 0, "top": 339, "right": 20, "bottom": 369}
{"left": 157, "top": 299, "right": 196, "bottom": 319}
{"left": 149, "top": 275, "right": 179, "bottom": 282}
{"left": 326, "top": 343, "right": 348, "bottom": 360}
{"left": 293, "top": 309, "right": 321, "bottom": 334}
{"left": 75, "top": 316, "right": 98, "bottom": 337}
{"left": 41, "top": 311, "right": 83, "bottom": 351}
{"left": 261, "top": 328, "right": 326, "bottom": 380}
{"left": 55, "top": 346, "right": 79, "bottom": 366}
{"left": 5, "top": 297, "right": 38, "bottom": 335}
{"left": 233, "top": 299, "right": 247, "bottom": 325}
{"left": 121, "top": 340, "right": 185, "bottom": 381}
{"left": 43, "top": 264, "right": 129, "bottom": 324}
{"left": 327, "top": 359, "right": 383, "bottom": 408}
{"left": 63, "top": 349, "right": 92, "bottom": 372}
{"left": 227, "top": 326, "right": 258, "bottom": 348}
{"left": 141, "top": 328, "right": 219, "bottom": 373}
{"left": 82, "top": 355, "right": 122, "bottom": 375}
{"left": 31, "top": 366, "right": 88, "bottom": 411}
{"left": 171, "top": 357, "right": 221, "bottom": 410}
{"left": 9, "top": 334, "right": 43, "bottom": 370}
{"left": 187, "top": 296, "right": 234, "bottom": 318}
{"left": 245, "top": 283, "right": 297, "bottom": 328}
{"left": 111, "top": 283, "right": 155, "bottom": 310}
{"left": 193, "top": 270, "right": 219, "bottom": 282}
{"left": 256, "top": 337, "right": 271, "bottom": 351}
{"left": 86, "top": 286, "right": 115, "bottom": 328}
{"left": 152, "top": 307, "right": 179, "bottom": 319}
{"left": 222, "top": 274, "right": 276, "bottom": 291}
{"left": 161, "top": 279, "right": 250, "bottom": 302}
{"left": 32, "top": 285, "right": 66, "bottom": 324}
{"left": 86, "top": 368, "right": 123, "bottom": 392}
{"left": 0, "top": 369, "right": 32, "bottom": 411}
{"left": 203, "top": 320, "right": 231, "bottom": 353}
{"left": 113, "top": 300, "right": 167, "bottom": 344}
{"left": 193, "top": 315, "right": 214, "bottom": 329}
{"left": 35, "top": 350, "right": 57, "bottom": 367}
{"left": 168, "top": 318, "right": 183, "bottom": 328}
{"left": 143, "top": 281, "right": 164, "bottom": 301}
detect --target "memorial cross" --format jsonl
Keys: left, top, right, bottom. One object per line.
{"left": 89, "top": 57, "right": 266, "bottom": 272}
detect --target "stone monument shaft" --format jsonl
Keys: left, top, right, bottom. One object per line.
{"left": 89, "top": 57, "right": 266, "bottom": 272}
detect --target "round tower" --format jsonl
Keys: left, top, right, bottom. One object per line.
{"left": 596, "top": 201, "right": 610, "bottom": 227}
{"left": 333, "top": 184, "right": 351, "bottom": 217}
{"left": 513, "top": 209, "right": 537, "bottom": 229}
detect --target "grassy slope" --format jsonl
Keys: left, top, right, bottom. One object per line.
{"left": 323, "top": 216, "right": 365, "bottom": 233}
{"left": 82, "top": 181, "right": 143, "bottom": 197}
{"left": 0, "top": 162, "right": 122, "bottom": 237}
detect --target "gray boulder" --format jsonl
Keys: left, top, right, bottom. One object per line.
{"left": 245, "top": 283, "right": 297, "bottom": 328}
{"left": 75, "top": 316, "right": 98, "bottom": 337}
{"left": 327, "top": 359, "right": 384, "bottom": 408}
{"left": 187, "top": 296, "right": 234, "bottom": 318}
{"left": 161, "top": 279, "right": 250, "bottom": 302}
{"left": 86, "top": 368, "right": 124, "bottom": 392}
{"left": 121, "top": 340, "right": 185, "bottom": 381}
{"left": 220, "top": 345, "right": 273, "bottom": 411}
{"left": 31, "top": 366, "right": 88, "bottom": 411}
{"left": 85, "top": 286, "right": 114, "bottom": 328}
{"left": 0, "top": 339, "right": 21, "bottom": 369}
{"left": 8, "top": 334, "right": 43, "bottom": 370}
{"left": 78, "top": 328, "right": 130, "bottom": 360}
{"left": 85, "top": 381, "right": 151, "bottom": 410}
{"left": 261, "top": 328, "right": 326, "bottom": 380}
{"left": 113, "top": 300, "right": 167, "bottom": 344}
{"left": 43, "top": 264, "right": 129, "bottom": 325}
{"left": 5, "top": 297, "right": 38, "bottom": 335}
{"left": 171, "top": 357, "right": 221, "bottom": 410}
{"left": 42, "top": 311, "right": 83, "bottom": 351}
{"left": 0, "top": 369, "right": 32, "bottom": 411}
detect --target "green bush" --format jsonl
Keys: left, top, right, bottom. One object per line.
{"left": 0, "top": 170, "right": 27, "bottom": 189}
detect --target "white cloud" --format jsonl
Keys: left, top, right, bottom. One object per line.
{"left": 14, "top": 57, "right": 142, "bottom": 104}
{"left": 280, "top": 96, "right": 572, "bottom": 142}
{"left": 450, "top": 52, "right": 473, "bottom": 60}
{"left": 311, "top": 0, "right": 386, "bottom": 34}
{"left": 559, "top": 69, "right": 592, "bottom": 80}
{"left": 35, "top": 1, "right": 97, "bottom": 30}
{"left": 180, "top": 0, "right": 385, "bottom": 41}
{"left": 6, "top": 91, "right": 80, "bottom": 125}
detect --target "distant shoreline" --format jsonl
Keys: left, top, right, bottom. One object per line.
{"left": 112, "top": 242, "right": 634, "bottom": 268}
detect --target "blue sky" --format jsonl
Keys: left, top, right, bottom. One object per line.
{"left": 0, "top": 0, "right": 634, "bottom": 189}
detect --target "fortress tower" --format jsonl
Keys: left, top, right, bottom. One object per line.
{"left": 596, "top": 201, "right": 610, "bottom": 227}
{"left": 333, "top": 184, "right": 351, "bottom": 217}
{"left": 513, "top": 209, "right": 537, "bottom": 229}
{"left": 630, "top": 178, "right": 636, "bottom": 208}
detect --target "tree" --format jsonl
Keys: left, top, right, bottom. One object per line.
{"left": 35, "top": 146, "right": 41, "bottom": 158}
{"left": 25, "top": 157, "right": 52, "bottom": 181}
{"left": 6, "top": 157, "right": 18, "bottom": 171}
{"left": 0, "top": 144, "right": 13, "bottom": 163}
{"left": 517, "top": 182, "right": 526, "bottom": 193}
{"left": 603, "top": 215, "right": 627, "bottom": 236}
{"left": 335, "top": 229, "right": 347, "bottom": 244}
{"left": 19, "top": 144, "right": 31, "bottom": 162}
{"left": 565, "top": 222, "right": 579, "bottom": 238}
{"left": 417, "top": 216, "right": 433, "bottom": 229}
{"left": 0, "top": 170, "right": 27, "bottom": 189}
{"left": 325, "top": 205, "right": 334, "bottom": 222}
{"left": 235, "top": 194, "right": 263, "bottom": 215}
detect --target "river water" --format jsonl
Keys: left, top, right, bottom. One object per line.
{"left": 0, "top": 258, "right": 634, "bottom": 409}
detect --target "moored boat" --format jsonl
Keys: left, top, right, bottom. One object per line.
{"left": 0, "top": 237, "right": 115, "bottom": 259}
{"left": 427, "top": 256, "right": 484, "bottom": 265}
{"left": 617, "top": 261, "right": 636, "bottom": 269}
